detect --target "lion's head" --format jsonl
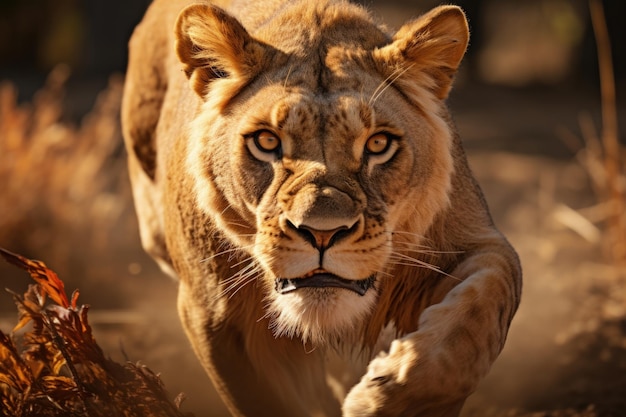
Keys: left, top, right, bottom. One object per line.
{"left": 172, "top": 1, "right": 468, "bottom": 345}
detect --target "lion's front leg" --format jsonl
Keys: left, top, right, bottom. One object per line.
{"left": 177, "top": 282, "right": 300, "bottom": 417}
{"left": 343, "top": 245, "right": 521, "bottom": 417}
{"left": 178, "top": 280, "right": 343, "bottom": 417}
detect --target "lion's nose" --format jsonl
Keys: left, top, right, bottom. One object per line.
{"left": 287, "top": 220, "right": 358, "bottom": 251}
{"left": 282, "top": 184, "right": 362, "bottom": 250}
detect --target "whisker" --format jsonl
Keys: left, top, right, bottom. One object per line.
{"left": 219, "top": 269, "right": 254, "bottom": 291}
{"left": 387, "top": 252, "right": 462, "bottom": 282}
{"left": 369, "top": 64, "right": 415, "bottom": 105}
{"left": 387, "top": 241, "right": 464, "bottom": 256}
{"left": 387, "top": 231, "right": 433, "bottom": 246}
{"left": 386, "top": 230, "right": 455, "bottom": 254}
{"left": 215, "top": 261, "right": 263, "bottom": 300}
{"left": 387, "top": 229, "right": 427, "bottom": 239}
{"left": 372, "top": 269, "right": 394, "bottom": 278}
{"left": 229, "top": 255, "right": 258, "bottom": 269}
{"left": 226, "top": 268, "right": 262, "bottom": 300}
{"left": 223, "top": 221, "right": 254, "bottom": 230}
{"left": 369, "top": 66, "right": 405, "bottom": 105}
{"left": 283, "top": 64, "right": 295, "bottom": 89}
{"left": 199, "top": 244, "right": 255, "bottom": 263}
{"left": 219, "top": 203, "right": 234, "bottom": 216}
{"left": 223, "top": 253, "right": 263, "bottom": 280}
{"left": 384, "top": 240, "right": 433, "bottom": 251}
{"left": 220, "top": 277, "right": 254, "bottom": 300}
{"left": 215, "top": 204, "right": 254, "bottom": 230}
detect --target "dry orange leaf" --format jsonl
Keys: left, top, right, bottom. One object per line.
{"left": 0, "top": 247, "right": 71, "bottom": 308}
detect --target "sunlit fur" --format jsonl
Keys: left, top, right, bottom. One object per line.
{"left": 265, "top": 287, "right": 378, "bottom": 345}
{"left": 122, "top": 0, "right": 522, "bottom": 416}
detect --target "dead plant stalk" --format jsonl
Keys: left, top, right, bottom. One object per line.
{"left": 589, "top": 0, "right": 626, "bottom": 263}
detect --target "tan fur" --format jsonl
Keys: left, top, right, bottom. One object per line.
{"left": 122, "top": 1, "right": 522, "bottom": 416}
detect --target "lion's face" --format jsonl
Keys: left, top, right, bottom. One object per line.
{"left": 177, "top": 2, "right": 467, "bottom": 344}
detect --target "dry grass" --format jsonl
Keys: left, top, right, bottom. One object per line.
{"left": 559, "top": 0, "right": 626, "bottom": 266}
{"left": 0, "top": 66, "right": 131, "bottom": 267}
{"left": 0, "top": 248, "right": 192, "bottom": 417}
{"left": 587, "top": 0, "right": 626, "bottom": 264}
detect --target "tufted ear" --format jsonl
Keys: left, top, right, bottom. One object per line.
{"left": 175, "top": 4, "right": 269, "bottom": 98}
{"left": 373, "top": 6, "right": 469, "bottom": 100}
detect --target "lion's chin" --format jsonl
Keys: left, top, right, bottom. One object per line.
{"left": 266, "top": 285, "right": 377, "bottom": 346}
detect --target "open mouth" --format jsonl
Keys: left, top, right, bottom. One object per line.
{"left": 275, "top": 272, "right": 375, "bottom": 296}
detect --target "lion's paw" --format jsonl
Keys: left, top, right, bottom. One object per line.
{"left": 342, "top": 340, "right": 467, "bottom": 417}
{"left": 342, "top": 342, "right": 416, "bottom": 416}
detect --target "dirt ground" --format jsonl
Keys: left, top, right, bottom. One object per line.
{"left": 1, "top": 2, "right": 626, "bottom": 417}
{"left": 453, "top": 86, "right": 626, "bottom": 417}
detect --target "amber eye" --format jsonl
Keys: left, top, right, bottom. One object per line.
{"left": 253, "top": 130, "right": 281, "bottom": 153}
{"left": 365, "top": 133, "right": 391, "bottom": 155}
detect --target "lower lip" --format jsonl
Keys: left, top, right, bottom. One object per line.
{"left": 275, "top": 274, "right": 375, "bottom": 296}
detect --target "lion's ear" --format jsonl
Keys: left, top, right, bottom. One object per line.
{"left": 373, "top": 6, "right": 469, "bottom": 100}
{"left": 175, "top": 4, "right": 267, "bottom": 98}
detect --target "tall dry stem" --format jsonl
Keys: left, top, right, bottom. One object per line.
{"left": 588, "top": 0, "right": 625, "bottom": 263}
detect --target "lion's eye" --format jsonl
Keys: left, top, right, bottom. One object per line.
{"left": 364, "top": 132, "right": 399, "bottom": 168}
{"left": 246, "top": 129, "right": 282, "bottom": 162}
{"left": 254, "top": 130, "right": 281, "bottom": 153}
{"left": 365, "top": 133, "right": 391, "bottom": 155}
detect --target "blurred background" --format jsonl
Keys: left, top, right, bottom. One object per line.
{"left": 0, "top": 0, "right": 625, "bottom": 416}
{"left": 1, "top": 0, "right": 625, "bottom": 109}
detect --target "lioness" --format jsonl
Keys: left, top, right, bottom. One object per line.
{"left": 122, "top": 0, "right": 522, "bottom": 415}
